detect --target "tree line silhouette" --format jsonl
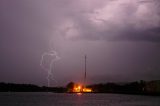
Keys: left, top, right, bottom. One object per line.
{"left": 0, "top": 80, "right": 160, "bottom": 96}
{"left": 0, "top": 82, "right": 66, "bottom": 92}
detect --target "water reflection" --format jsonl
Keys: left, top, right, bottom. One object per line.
{"left": 0, "top": 93, "right": 160, "bottom": 106}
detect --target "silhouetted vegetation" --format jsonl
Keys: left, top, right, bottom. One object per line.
{"left": 1, "top": 80, "right": 160, "bottom": 96}
{"left": 0, "top": 82, "right": 66, "bottom": 93}
{"left": 66, "top": 82, "right": 75, "bottom": 92}
{"left": 88, "top": 80, "right": 160, "bottom": 95}
{"left": 88, "top": 81, "right": 144, "bottom": 94}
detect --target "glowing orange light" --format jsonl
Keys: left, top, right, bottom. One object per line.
{"left": 82, "top": 88, "right": 92, "bottom": 92}
{"left": 73, "top": 84, "right": 82, "bottom": 92}
{"left": 78, "top": 86, "right": 81, "bottom": 89}
{"left": 71, "top": 83, "right": 92, "bottom": 93}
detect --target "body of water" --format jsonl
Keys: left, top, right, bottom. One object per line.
{"left": 0, "top": 92, "right": 160, "bottom": 106}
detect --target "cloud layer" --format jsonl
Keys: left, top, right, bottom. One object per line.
{"left": 55, "top": 0, "right": 160, "bottom": 42}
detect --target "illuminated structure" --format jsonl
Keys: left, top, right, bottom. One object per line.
{"left": 71, "top": 55, "right": 92, "bottom": 93}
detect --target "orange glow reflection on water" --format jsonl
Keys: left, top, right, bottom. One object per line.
{"left": 77, "top": 93, "right": 82, "bottom": 95}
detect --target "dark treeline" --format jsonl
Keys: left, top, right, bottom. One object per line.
{"left": 1, "top": 80, "right": 160, "bottom": 96}
{"left": 88, "top": 81, "right": 145, "bottom": 94}
{"left": 0, "top": 82, "right": 66, "bottom": 93}
{"left": 87, "top": 80, "right": 160, "bottom": 95}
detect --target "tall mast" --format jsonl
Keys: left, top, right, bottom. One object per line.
{"left": 84, "top": 55, "right": 87, "bottom": 87}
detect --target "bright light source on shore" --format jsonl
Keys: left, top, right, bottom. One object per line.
{"left": 72, "top": 84, "right": 92, "bottom": 93}
{"left": 83, "top": 88, "right": 92, "bottom": 92}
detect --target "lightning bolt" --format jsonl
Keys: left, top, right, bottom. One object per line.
{"left": 40, "top": 45, "right": 60, "bottom": 87}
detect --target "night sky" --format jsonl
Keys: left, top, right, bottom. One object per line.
{"left": 0, "top": 0, "right": 160, "bottom": 86}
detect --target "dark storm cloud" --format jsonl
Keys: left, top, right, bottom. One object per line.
{"left": 61, "top": 0, "right": 160, "bottom": 42}
{"left": 1, "top": 0, "right": 160, "bottom": 42}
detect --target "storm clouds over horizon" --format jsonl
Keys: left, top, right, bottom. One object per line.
{"left": 0, "top": 0, "right": 160, "bottom": 86}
